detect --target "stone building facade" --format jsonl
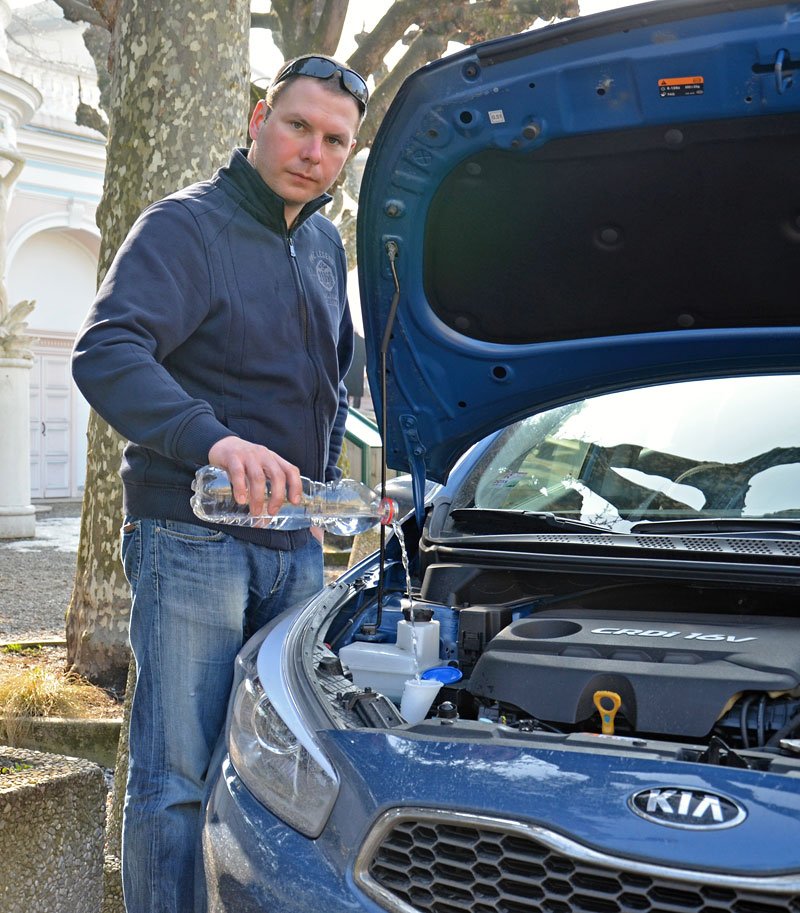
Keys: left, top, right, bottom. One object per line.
{"left": 6, "top": 0, "right": 104, "bottom": 502}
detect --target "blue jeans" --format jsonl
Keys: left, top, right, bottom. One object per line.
{"left": 120, "top": 517, "right": 323, "bottom": 913}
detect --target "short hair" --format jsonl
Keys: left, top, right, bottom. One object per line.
{"left": 266, "top": 55, "right": 366, "bottom": 127}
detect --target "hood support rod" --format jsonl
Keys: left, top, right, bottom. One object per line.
{"left": 363, "top": 239, "right": 401, "bottom": 636}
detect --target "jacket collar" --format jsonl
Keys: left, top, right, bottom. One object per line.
{"left": 217, "top": 148, "right": 332, "bottom": 235}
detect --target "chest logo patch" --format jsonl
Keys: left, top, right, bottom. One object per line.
{"left": 315, "top": 257, "right": 336, "bottom": 292}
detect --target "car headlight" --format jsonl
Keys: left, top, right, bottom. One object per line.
{"left": 227, "top": 610, "right": 339, "bottom": 838}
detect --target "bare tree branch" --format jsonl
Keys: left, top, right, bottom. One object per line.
{"left": 347, "top": 0, "right": 432, "bottom": 80}
{"left": 354, "top": 27, "right": 446, "bottom": 155}
{"left": 251, "top": 11, "right": 280, "bottom": 30}
{"left": 50, "top": 0, "right": 107, "bottom": 29}
{"left": 348, "top": 0, "right": 578, "bottom": 79}
{"left": 88, "top": 0, "right": 121, "bottom": 30}
{"left": 82, "top": 24, "right": 112, "bottom": 111}
{"left": 76, "top": 99, "right": 108, "bottom": 135}
{"left": 312, "top": 0, "right": 350, "bottom": 56}
{"left": 48, "top": 4, "right": 113, "bottom": 130}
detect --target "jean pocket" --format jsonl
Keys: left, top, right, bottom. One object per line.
{"left": 121, "top": 517, "right": 142, "bottom": 587}
{"left": 158, "top": 518, "right": 228, "bottom": 542}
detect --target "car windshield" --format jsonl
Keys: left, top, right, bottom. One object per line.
{"left": 454, "top": 375, "right": 800, "bottom": 532}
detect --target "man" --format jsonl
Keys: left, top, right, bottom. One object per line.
{"left": 71, "top": 55, "right": 368, "bottom": 913}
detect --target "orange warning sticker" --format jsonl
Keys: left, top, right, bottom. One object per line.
{"left": 659, "top": 75, "right": 704, "bottom": 97}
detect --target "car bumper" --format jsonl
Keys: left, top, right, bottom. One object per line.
{"left": 202, "top": 729, "right": 800, "bottom": 913}
{"left": 202, "top": 756, "right": 378, "bottom": 913}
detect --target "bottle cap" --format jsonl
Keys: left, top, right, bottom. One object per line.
{"left": 403, "top": 605, "right": 434, "bottom": 623}
{"left": 421, "top": 666, "right": 463, "bottom": 685}
{"left": 379, "top": 497, "right": 397, "bottom": 525}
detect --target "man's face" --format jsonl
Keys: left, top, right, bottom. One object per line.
{"left": 247, "top": 77, "right": 360, "bottom": 225}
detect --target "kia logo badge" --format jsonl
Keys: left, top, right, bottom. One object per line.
{"left": 629, "top": 788, "right": 746, "bottom": 830}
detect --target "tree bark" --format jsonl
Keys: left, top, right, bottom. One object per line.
{"left": 65, "top": 0, "right": 251, "bottom": 691}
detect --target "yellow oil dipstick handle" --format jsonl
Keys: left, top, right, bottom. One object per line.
{"left": 593, "top": 690, "right": 622, "bottom": 735}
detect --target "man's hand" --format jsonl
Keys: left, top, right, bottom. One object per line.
{"left": 208, "top": 436, "right": 302, "bottom": 518}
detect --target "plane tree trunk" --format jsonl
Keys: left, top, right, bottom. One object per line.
{"left": 62, "top": 0, "right": 250, "bottom": 692}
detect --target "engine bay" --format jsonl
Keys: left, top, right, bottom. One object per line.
{"left": 470, "top": 609, "right": 800, "bottom": 739}
{"left": 320, "top": 559, "right": 800, "bottom": 768}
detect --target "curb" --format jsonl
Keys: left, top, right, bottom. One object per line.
{"left": 0, "top": 715, "right": 122, "bottom": 768}
{"left": 1, "top": 640, "right": 122, "bottom": 768}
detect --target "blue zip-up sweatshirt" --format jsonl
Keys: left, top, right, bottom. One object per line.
{"left": 72, "top": 149, "right": 354, "bottom": 548}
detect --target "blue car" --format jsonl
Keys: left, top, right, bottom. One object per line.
{"left": 201, "top": 2, "right": 800, "bottom": 910}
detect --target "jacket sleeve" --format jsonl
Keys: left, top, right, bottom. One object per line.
{"left": 71, "top": 200, "right": 233, "bottom": 466}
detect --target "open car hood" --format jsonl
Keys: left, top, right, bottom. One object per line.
{"left": 357, "top": 0, "right": 800, "bottom": 497}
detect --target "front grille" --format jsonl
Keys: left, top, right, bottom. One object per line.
{"left": 354, "top": 809, "right": 800, "bottom": 913}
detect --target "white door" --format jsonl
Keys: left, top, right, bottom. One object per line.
{"left": 29, "top": 351, "right": 72, "bottom": 498}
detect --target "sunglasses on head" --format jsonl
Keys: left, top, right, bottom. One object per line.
{"left": 272, "top": 56, "right": 369, "bottom": 112}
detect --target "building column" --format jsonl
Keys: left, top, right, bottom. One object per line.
{"left": 0, "top": 0, "right": 40, "bottom": 538}
{"left": 0, "top": 356, "right": 34, "bottom": 537}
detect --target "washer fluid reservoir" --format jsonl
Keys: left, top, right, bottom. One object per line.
{"left": 339, "top": 610, "right": 441, "bottom": 703}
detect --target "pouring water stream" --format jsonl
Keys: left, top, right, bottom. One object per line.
{"left": 392, "top": 520, "right": 421, "bottom": 680}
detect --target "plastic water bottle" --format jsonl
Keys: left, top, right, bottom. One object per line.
{"left": 190, "top": 465, "right": 397, "bottom": 536}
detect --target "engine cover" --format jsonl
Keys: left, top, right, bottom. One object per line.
{"left": 468, "top": 610, "right": 800, "bottom": 737}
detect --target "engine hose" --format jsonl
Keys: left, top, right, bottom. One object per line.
{"left": 757, "top": 695, "right": 767, "bottom": 747}
{"left": 765, "top": 709, "right": 800, "bottom": 748}
{"left": 740, "top": 694, "right": 756, "bottom": 749}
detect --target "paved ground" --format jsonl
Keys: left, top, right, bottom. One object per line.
{"left": 0, "top": 500, "right": 82, "bottom": 643}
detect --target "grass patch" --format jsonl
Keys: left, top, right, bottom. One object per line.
{"left": 1, "top": 644, "right": 42, "bottom": 657}
{"left": 0, "top": 761, "right": 32, "bottom": 776}
{"left": 0, "top": 667, "right": 98, "bottom": 739}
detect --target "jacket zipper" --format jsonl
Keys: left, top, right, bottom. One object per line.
{"left": 286, "top": 232, "right": 324, "bottom": 481}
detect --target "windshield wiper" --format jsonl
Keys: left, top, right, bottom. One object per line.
{"left": 629, "top": 518, "right": 800, "bottom": 536}
{"left": 449, "top": 508, "right": 615, "bottom": 534}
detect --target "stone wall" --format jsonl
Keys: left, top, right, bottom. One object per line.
{"left": 0, "top": 746, "right": 105, "bottom": 913}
